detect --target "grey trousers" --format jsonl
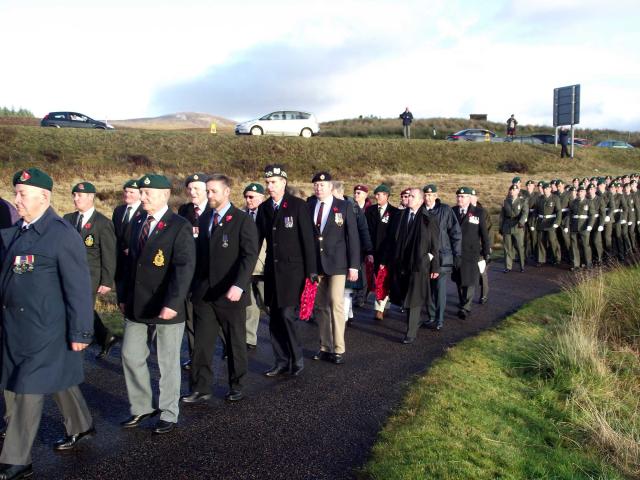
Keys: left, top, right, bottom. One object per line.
{"left": 1, "top": 386, "right": 92, "bottom": 465}
{"left": 403, "top": 124, "right": 411, "bottom": 139}
{"left": 245, "top": 277, "right": 265, "bottom": 346}
{"left": 121, "top": 320, "right": 184, "bottom": 423}
{"left": 428, "top": 271, "right": 449, "bottom": 326}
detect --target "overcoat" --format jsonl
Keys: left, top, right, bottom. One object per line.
{"left": 451, "top": 205, "right": 490, "bottom": 287}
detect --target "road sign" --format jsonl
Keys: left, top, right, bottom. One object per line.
{"left": 553, "top": 84, "right": 580, "bottom": 127}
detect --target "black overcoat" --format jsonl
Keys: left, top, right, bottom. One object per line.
{"left": 451, "top": 205, "right": 490, "bottom": 287}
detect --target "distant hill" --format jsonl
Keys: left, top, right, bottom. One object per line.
{"left": 111, "top": 112, "right": 236, "bottom": 130}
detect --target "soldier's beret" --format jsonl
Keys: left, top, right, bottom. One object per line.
{"left": 264, "top": 164, "right": 288, "bottom": 179}
{"left": 623, "top": 182, "right": 631, "bottom": 188}
{"left": 72, "top": 182, "right": 97, "bottom": 194}
{"left": 423, "top": 184, "right": 438, "bottom": 193}
{"left": 123, "top": 179, "right": 139, "bottom": 189}
{"left": 353, "top": 184, "right": 369, "bottom": 193}
{"left": 556, "top": 179, "right": 565, "bottom": 185}
{"left": 139, "top": 174, "right": 171, "bottom": 189}
{"left": 243, "top": 182, "right": 265, "bottom": 195}
{"left": 456, "top": 186, "right": 473, "bottom": 195}
{"left": 597, "top": 178, "right": 607, "bottom": 186}
{"left": 541, "top": 182, "right": 551, "bottom": 189}
{"left": 567, "top": 186, "right": 576, "bottom": 192}
{"left": 185, "top": 173, "right": 209, "bottom": 186}
{"left": 374, "top": 184, "right": 391, "bottom": 194}
{"left": 588, "top": 183, "right": 596, "bottom": 189}
{"left": 508, "top": 184, "right": 519, "bottom": 191}
{"left": 512, "top": 176, "right": 521, "bottom": 183}
{"left": 312, "top": 172, "right": 332, "bottom": 183}
{"left": 400, "top": 188, "right": 411, "bottom": 196}
{"left": 630, "top": 179, "right": 638, "bottom": 185}
{"left": 537, "top": 181, "right": 544, "bottom": 187}
{"left": 525, "top": 180, "right": 535, "bottom": 186}
{"left": 12, "top": 168, "right": 53, "bottom": 191}
{"left": 572, "top": 178, "right": 580, "bottom": 183}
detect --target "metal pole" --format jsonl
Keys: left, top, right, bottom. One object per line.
{"left": 571, "top": 125, "right": 575, "bottom": 159}
{"left": 555, "top": 126, "right": 559, "bottom": 146}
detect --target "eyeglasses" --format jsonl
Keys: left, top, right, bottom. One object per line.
{"left": 244, "top": 195, "right": 257, "bottom": 200}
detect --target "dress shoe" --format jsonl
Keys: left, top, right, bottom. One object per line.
{"left": 96, "top": 335, "right": 118, "bottom": 360}
{"left": 181, "top": 359, "right": 192, "bottom": 371}
{"left": 401, "top": 336, "right": 415, "bottom": 344}
{"left": 180, "top": 391, "right": 212, "bottom": 404}
{"left": 520, "top": 267, "right": 525, "bottom": 273}
{"left": 0, "top": 463, "right": 32, "bottom": 480}
{"left": 435, "top": 322, "right": 443, "bottom": 331}
{"left": 152, "top": 420, "right": 176, "bottom": 435}
{"left": 53, "top": 426, "right": 96, "bottom": 451}
{"left": 457, "top": 309, "right": 467, "bottom": 320}
{"left": 312, "top": 350, "right": 332, "bottom": 361}
{"left": 332, "top": 353, "right": 345, "bottom": 364}
{"left": 421, "top": 320, "right": 437, "bottom": 330}
{"left": 290, "top": 365, "right": 305, "bottom": 376}
{"left": 264, "top": 366, "right": 288, "bottom": 377}
{"left": 503, "top": 268, "right": 511, "bottom": 273}
{"left": 480, "top": 297, "right": 488, "bottom": 304}
{"left": 374, "top": 311, "right": 384, "bottom": 321}
{"left": 225, "top": 390, "right": 244, "bottom": 402}
{"left": 246, "top": 343, "right": 256, "bottom": 351}
{"left": 120, "top": 410, "right": 159, "bottom": 428}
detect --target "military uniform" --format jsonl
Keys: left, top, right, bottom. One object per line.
{"left": 522, "top": 182, "right": 538, "bottom": 259}
{"left": 535, "top": 190, "right": 562, "bottom": 264}
{"left": 588, "top": 188, "right": 606, "bottom": 264}
{"left": 569, "top": 192, "right": 596, "bottom": 269}
{"left": 610, "top": 185, "right": 627, "bottom": 259}
{"left": 597, "top": 186, "right": 614, "bottom": 258}
{"left": 623, "top": 188, "right": 636, "bottom": 252}
{"left": 555, "top": 187, "right": 572, "bottom": 262}
{"left": 499, "top": 192, "right": 527, "bottom": 271}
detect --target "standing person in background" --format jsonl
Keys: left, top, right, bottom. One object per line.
{"left": 499, "top": 184, "right": 527, "bottom": 273}
{"left": 64, "top": 182, "right": 118, "bottom": 360}
{"left": 177, "top": 173, "right": 210, "bottom": 371}
{"left": 506, "top": 114, "right": 518, "bottom": 138}
{"left": 399, "top": 107, "right": 414, "bottom": 139}
{"left": 351, "top": 184, "right": 372, "bottom": 308}
{"left": 242, "top": 182, "right": 267, "bottom": 350}
{"left": 559, "top": 127, "right": 571, "bottom": 158}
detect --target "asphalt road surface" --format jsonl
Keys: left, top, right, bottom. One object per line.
{"left": 19, "top": 263, "right": 566, "bottom": 479}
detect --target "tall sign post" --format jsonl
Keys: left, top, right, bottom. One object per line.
{"left": 553, "top": 84, "right": 580, "bottom": 158}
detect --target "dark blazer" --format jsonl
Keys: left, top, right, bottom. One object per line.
{"left": 365, "top": 203, "right": 399, "bottom": 268}
{"left": 112, "top": 203, "right": 144, "bottom": 284}
{"left": 178, "top": 202, "right": 211, "bottom": 238}
{"left": 256, "top": 193, "right": 317, "bottom": 308}
{"left": 64, "top": 210, "right": 116, "bottom": 293}
{"left": 118, "top": 209, "right": 196, "bottom": 324}
{"left": 451, "top": 204, "right": 490, "bottom": 286}
{"left": 0, "top": 207, "right": 93, "bottom": 394}
{"left": 307, "top": 197, "right": 360, "bottom": 276}
{"left": 191, "top": 204, "right": 259, "bottom": 308}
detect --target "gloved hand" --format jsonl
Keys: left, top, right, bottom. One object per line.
{"left": 598, "top": 225, "right": 604, "bottom": 232}
{"left": 485, "top": 255, "right": 492, "bottom": 264}
{"left": 586, "top": 226, "right": 592, "bottom": 232}
{"left": 605, "top": 216, "right": 610, "bottom": 222}
{"left": 530, "top": 226, "right": 535, "bottom": 231}
{"left": 621, "top": 220, "right": 627, "bottom": 224}
{"left": 553, "top": 224, "right": 559, "bottom": 229}
{"left": 517, "top": 224, "right": 524, "bottom": 229}
{"left": 563, "top": 227, "right": 569, "bottom": 233}
{"left": 308, "top": 273, "right": 320, "bottom": 284}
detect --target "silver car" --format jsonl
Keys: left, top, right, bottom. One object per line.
{"left": 235, "top": 111, "right": 319, "bottom": 137}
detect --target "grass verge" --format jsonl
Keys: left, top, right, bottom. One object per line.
{"left": 361, "top": 266, "right": 640, "bottom": 479}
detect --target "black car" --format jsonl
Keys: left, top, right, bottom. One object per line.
{"left": 40, "top": 112, "right": 114, "bottom": 129}
{"left": 531, "top": 134, "right": 556, "bottom": 144}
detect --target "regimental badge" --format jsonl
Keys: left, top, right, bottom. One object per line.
{"left": 222, "top": 233, "right": 229, "bottom": 248}
{"left": 84, "top": 234, "right": 94, "bottom": 247}
{"left": 284, "top": 216, "right": 294, "bottom": 228}
{"left": 13, "top": 255, "right": 34, "bottom": 274}
{"left": 153, "top": 249, "right": 165, "bottom": 267}
{"left": 334, "top": 212, "right": 344, "bottom": 226}
{"left": 144, "top": 177, "right": 151, "bottom": 185}
{"left": 192, "top": 226, "right": 199, "bottom": 238}
{"left": 381, "top": 213, "right": 389, "bottom": 224}
{"left": 20, "top": 171, "right": 31, "bottom": 182}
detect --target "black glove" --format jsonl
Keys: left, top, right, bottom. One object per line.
{"left": 308, "top": 273, "right": 320, "bottom": 284}
{"left": 453, "top": 256, "right": 461, "bottom": 269}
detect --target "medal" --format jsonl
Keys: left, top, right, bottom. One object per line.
{"left": 334, "top": 212, "right": 344, "bottom": 226}
{"left": 222, "top": 233, "right": 229, "bottom": 248}
{"left": 284, "top": 216, "right": 294, "bottom": 228}
{"left": 13, "top": 255, "right": 34, "bottom": 274}
{"left": 153, "top": 249, "right": 165, "bottom": 267}
{"left": 84, "top": 234, "right": 94, "bottom": 247}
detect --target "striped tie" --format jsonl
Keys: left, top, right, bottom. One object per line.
{"left": 138, "top": 215, "right": 154, "bottom": 252}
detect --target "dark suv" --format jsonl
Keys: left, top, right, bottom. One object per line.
{"left": 41, "top": 112, "right": 114, "bottom": 129}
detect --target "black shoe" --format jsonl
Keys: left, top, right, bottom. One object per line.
{"left": 152, "top": 420, "right": 176, "bottom": 435}
{"left": 264, "top": 366, "right": 288, "bottom": 377}
{"left": 457, "top": 310, "right": 467, "bottom": 320}
{"left": 503, "top": 268, "right": 511, "bottom": 273}
{"left": 421, "top": 319, "right": 437, "bottom": 329}
{"left": 312, "top": 350, "right": 332, "bottom": 361}
{"left": 480, "top": 297, "right": 488, "bottom": 304}
{"left": 332, "top": 354, "right": 345, "bottom": 364}
{"left": 435, "top": 322, "right": 443, "bottom": 331}
{"left": 181, "top": 359, "right": 192, "bottom": 371}
{"left": 290, "top": 365, "right": 305, "bottom": 376}
{"left": 180, "top": 391, "right": 212, "bottom": 404}
{"left": 53, "top": 426, "right": 96, "bottom": 451}
{"left": 96, "top": 335, "right": 118, "bottom": 360}
{"left": 0, "top": 464, "right": 33, "bottom": 480}
{"left": 246, "top": 343, "right": 256, "bottom": 351}
{"left": 225, "top": 390, "right": 244, "bottom": 402}
{"left": 120, "top": 410, "right": 160, "bottom": 428}
{"left": 520, "top": 267, "right": 525, "bottom": 273}
{"left": 401, "top": 336, "right": 415, "bottom": 344}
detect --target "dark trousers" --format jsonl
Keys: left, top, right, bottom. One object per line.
{"left": 456, "top": 283, "right": 475, "bottom": 313}
{"left": 191, "top": 301, "right": 247, "bottom": 392}
{"left": 184, "top": 299, "right": 195, "bottom": 356}
{"left": 405, "top": 308, "right": 422, "bottom": 338}
{"left": 269, "top": 305, "right": 303, "bottom": 370}
{"left": 1, "top": 386, "right": 92, "bottom": 465}
{"left": 428, "top": 272, "right": 449, "bottom": 326}
{"left": 479, "top": 269, "right": 489, "bottom": 300}
{"left": 560, "top": 143, "right": 570, "bottom": 158}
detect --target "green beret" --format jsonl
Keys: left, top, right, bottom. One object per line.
{"left": 185, "top": 173, "right": 209, "bottom": 186}
{"left": 541, "top": 182, "right": 551, "bottom": 189}
{"left": 587, "top": 183, "right": 596, "bottom": 189}
{"left": 567, "top": 186, "right": 576, "bottom": 192}
{"left": 243, "top": 182, "right": 265, "bottom": 195}
{"left": 139, "top": 174, "right": 171, "bottom": 189}
{"left": 597, "top": 178, "right": 607, "bottom": 186}
{"left": 72, "top": 182, "right": 97, "bottom": 194}
{"left": 422, "top": 184, "right": 438, "bottom": 193}
{"left": 556, "top": 179, "right": 565, "bottom": 185}
{"left": 511, "top": 176, "right": 521, "bottom": 183}
{"left": 456, "top": 186, "right": 473, "bottom": 195}
{"left": 374, "top": 184, "right": 391, "bottom": 194}
{"left": 508, "top": 184, "right": 519, "bottom": 191}
{"left": 123, "top": 179, "right": 139, "bottom": 189}
{"left": 12, "top": 168, "right": 53, "bottom": 191}
{"left": 525, "top": 180, "right": 535, "bottom": 186}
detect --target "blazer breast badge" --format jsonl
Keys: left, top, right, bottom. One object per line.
{"left": 153, "top": 249, "right": 165, "bottom": 267}
{"left": 84, "top": 234, "right": 94, "bottom": 247}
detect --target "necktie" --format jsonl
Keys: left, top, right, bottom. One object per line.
{"left": 250, "top": 210, "right": 256, "bottom": 222}
{"left": 409, "top": 212, "right": 415, "bottom": 225}
{"left": 379, "top": 206, "right": 383, "bottom": 218}
{"left": 194, "top": 205, "right": 201, "bottom": 219}
{"left": 214, "top": 212, "right": 220, "bottom": 226}
{"left": 273, "top": 201, "right": 279, "bottom": 212}
{"left": 316, "top": 202, "right": 325, "bottom": 230}
{"left": 76, "top": 214, "right": 83, "bottom": 233}
{"left": 122, "top": 206, "right": 132, "bottom": 224}
{"left": 138, "top": 215, "right": 154, "bottom": 252}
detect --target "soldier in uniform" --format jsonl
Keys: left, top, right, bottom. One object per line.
{"left": 623, "top": 182, "right": 636, "bottom": 254}
{"left": 64, "top": 182, "right": 117, "bottom": 360}
{"left": 499, "top": 184, "right": 527, "bottom": 272}
{"left": 554, "top": 180, "right": 572, "bottom": 264}
{"left": 569, "top": 185, "right": 596, "bottom": 270}
{"left": 451, "top": 187, "right": 490, "bottom": 319}
{"left": 587, "top": 183, "right": 606, "bottom": 266}
{"left": 631, "top": 180, "right": 640, "bottom": 247}
{"left": 0, "top": 169, "right": 95, "bottom": 479}
{"left": 609, "top": 182, "right": 626, "bottom": 260}
{"left": 534, "top": 182, "right": 562, "bottom": 266}
{"left": 523, "top": 180, "right": 539, "bottom": 260}
{"left": 256, "top": 165, "right": 317, "bottom": 377}
{"left": 596, "top": 179, "right": 614, "bottom": 260}
{"left": 118, "top": 174, "right": 196, "bottom": 435}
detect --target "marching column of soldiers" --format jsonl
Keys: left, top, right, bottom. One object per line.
{"left": 0, "top": 166, "right": 638, "bottom": 478}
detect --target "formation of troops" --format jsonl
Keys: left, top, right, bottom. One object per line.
{"left": 0, "top": 165, "right": 637, "bottom": 478}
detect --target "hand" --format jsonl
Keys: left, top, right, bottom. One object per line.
{"left": 485, "top": 255, "right": 492, "bottom": 264}
{"left": 621, "top": 220, "right": 627, "bottom": 224}
{"left": 598, "top": 226, "right": 604, "bottom": 232}
{"left": 119, "top": 303, "right": 126, "bottom": 314}
{"left": 71, "top": 342, "right": 89, "bottom": 352}
{"left": 530, "top": 226, "right": 535, "bottom": 231}
{"left": 430, "top": 272, "right": 439, "bottom": 279}
{"left": 97, "top": 285, "right": 111, "bottom": 295}
{"left": 225, "top": 285, "right": 243, "bottom": 302}
{"left": 563, "top": 227, "right": 569, "bottom": 233}
{"left": 586, "top": 226, "right": 593, "bottom": 232}
{"left": 365, "top": 255, "right": 374, "bottom": 264}
{"left": 308, "top": 273, "right": 320, "bottom": 284}
{"left": 453, "top": 257, "right": 461, "bottom": 269}
{"left": 552, "top": 224, "right": 558, "bottom": 229}
{"left": 158, "top": 307, "right": 178, "bottom": 320}
{"left": 605, "top": 216, "right": 610, "bottom": 222}
{"left": 123, "top": 248, "right": 129, "bottom": 256}
{"left": 347, "top": 269, "right": 359, "bottom": 282}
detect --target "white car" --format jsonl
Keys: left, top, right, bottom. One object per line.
{"left": 235, "top": 111, "right": 319, "bottom": 137}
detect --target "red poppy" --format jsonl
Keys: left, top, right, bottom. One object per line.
{"left": 332, "top": 206, "right": 339, "bottom": 213}
{"left": 225, "top": 215, "right": 233, "bottom": 222}
{"left": 282, "top": 201, "right": 288, "bottom": 209}
{"left": 157, "top": 221, "right": 166, "bottom": 230}
{"left": 84, "top": 223, "right": 92, "bottom": 229}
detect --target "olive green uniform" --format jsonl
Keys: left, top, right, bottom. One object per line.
{"left": 535, "top": 194, "right": 562, "bottom": 264}
{"left": 569, "top": 198, "right": 596, "bottom": 268}
{"left": 499, "top": 196, "right": 527, "bottom": 270}
{"left": 589, "top": 195, "right": 606, "bottom": 264}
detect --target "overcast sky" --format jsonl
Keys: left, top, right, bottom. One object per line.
{"left": 1, "top": 0, "right": 639, "bottom": 129}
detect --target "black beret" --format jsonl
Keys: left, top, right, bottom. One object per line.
{"left": 312, "top": 172, "right": 332, "bottom": 183}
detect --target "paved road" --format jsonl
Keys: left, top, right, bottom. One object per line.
{"left": 22, "top": 264, "right": 566, "bottom": 479}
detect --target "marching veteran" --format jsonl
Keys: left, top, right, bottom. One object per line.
{"left": 117, "top": 174, "right": 195, "bottom": 435}
{"left": 499, "top": 184, "right": 528, "bottom": 273}
{"left": 0, "top": 168, "right": 95, "bottom": 480}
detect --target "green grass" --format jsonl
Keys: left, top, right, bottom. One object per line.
{"left": 361, "top": 267, "right": 640, "bottom": 480}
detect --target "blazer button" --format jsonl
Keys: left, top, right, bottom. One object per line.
{"left": 273, "top": 227, "right": 277, "bottom": 231}
{"left": 19, "top": 307, "right": 24, "bottom": 312}
{"left": 274, "top": 259, "right": 279, "bottom": 263}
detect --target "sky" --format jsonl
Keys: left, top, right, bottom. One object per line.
{"left": 1, "top": 0, "right": 639, "bottom": 129}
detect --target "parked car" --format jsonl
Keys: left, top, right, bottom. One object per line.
{"left": 504, "top": 136, "right": 544, "bottom": 145}
{"left": 595, "top": 140, "right": 634, "bottom": 149}
{"left": 40, "top": 112, "right": 114, "bottom": 129}
{"left": 446, "top": 129, "right": 501, "bottom": 142}
{"left": 235, "top": 111, "right": 319, "bottom": 137}
{"left": 531, "top": 134, "right": 556, "bottom": 144}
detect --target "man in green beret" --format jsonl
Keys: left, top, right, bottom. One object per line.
{"left": 533, "top": 182, "right": 562, "bottom": 266}
{"left": 64, "top": 182, "right": 118, "bottom": 360}
{"left": 587, "top": 183, "right": 606, "bottom": 266}
{"left": 554, "top": 180, "right": 572, "bottom": 265}
{"left": 569, "top": 185, "right": 596, "bottom": 270}
{"left": 608, "top": 182, "right": 627, "bottom": 260}
{"left": 623, "top": 182, "right": 636, "bottom": 254}
{"left": 523, "top": 180, "right": 539, "bottom": 261}
{"left": 499, "top": 184, "right": 527, "bottom": 272}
